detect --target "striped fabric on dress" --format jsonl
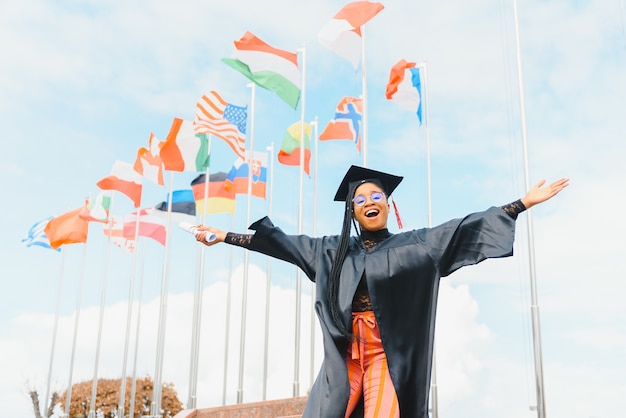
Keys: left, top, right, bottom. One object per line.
{"left": 345, "top": 311, "right": 399, "bottom": 418}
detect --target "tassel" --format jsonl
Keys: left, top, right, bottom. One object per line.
{"left": 392, "top": 199, "right": 403, "bottom": 230}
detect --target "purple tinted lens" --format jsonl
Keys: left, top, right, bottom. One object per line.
{"left": 371, "top": 192, "right": 384, "bottom": 202}
{"left": 353, "top": 195, "right": 367, "bottom": 206}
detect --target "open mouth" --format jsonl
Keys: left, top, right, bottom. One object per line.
{"left": 365, "top": 209, "right": 379, "bottom": 218}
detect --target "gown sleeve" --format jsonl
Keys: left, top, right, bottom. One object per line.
{"left": 224, "top": 216, "right": 321, "bottom": 281}
{"left": 417, "top": 206, "right": 517, "bottom": 277}
{"left": 500, "top": 199, "right": 526, "bottom": 220}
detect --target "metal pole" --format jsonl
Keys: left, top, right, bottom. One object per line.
{"left": 149, "top": 171, "right": 176, "bottom": 418}
{"left": 187, "top": 137, "right": 213, "bottom": 409}
{"left": 236, "top": 82, "right": 256, "bottom": 404}
{"left": 43, "top": 249, "right": 66, "bottom": 418}
{"left": 361, "top": 25, "right": 368, "bottom": 167}
{"left": 293, "top": 44, "right": 307, "bottom": 398}
{"left": 222, "top": 216, "right": 235, "bottom": 406}
{"left": 418, "top": 61, "right": 438, "bottom": 418}
{"left": 62, "top": 243, "right": 88, "bottom": 418}
{"left": 309, "top": 117, "right": 319, "bottom": 390}
{"left": 129, "top": 240, "right": 146, "bottom": 418}
{"left": 262, "top": 142, "right": 275, "bottom": 400}
{"left": 88, "top": 196, "right": 115, "bottom": 418}
{"left": 119, "top": 208, "right": 141, "bottom": 418}
{"left": 513, "top": 1, "right": 547, "bottom": 415}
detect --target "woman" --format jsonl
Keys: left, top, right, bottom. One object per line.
{"left": 195, "top": 165, "right": 569, "bottom": 418}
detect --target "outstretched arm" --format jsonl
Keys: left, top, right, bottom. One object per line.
{"left": 192, "top": 217, "right": 321, "bottom": 280}
{"left": 520, "top": 178, "right": 569, "bottom": 209}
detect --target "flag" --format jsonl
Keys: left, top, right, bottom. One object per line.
{"left": 134, "top": 132, "right": 165, "bottom": 186}
{"left": 319, "top": 96, "right": 363, "bottom": 151}
{"left": 277, "top": 121, "right": 312, "bottom": 175}
{"left": 225, "top": 150, "right": 268, "bottom": 199}
{"left": 44, "top": 206, "right": 90, "bottom": 250}
{"left": 194, "top": 91, "right": 247, "bottom": 159}
{"left": 80, "top": 191, "right": 112, "bottom": 223}
{"left": 318, "top": 1, "right": 384, "bottom": 69}
{"left": 386, "top": 59, "right": 422, "bottom": 123}
{"left": 191, "top": 172, "right": 236, "bottom": 215}
{"left": 155, "top": 189, "right": 196, "bottom": 216}
{"left": 103, "top": 218, "right": 135, "bottom": 253}
{"left": 160, "top": 118, "right": 210, "bottom": 172}
{"left": 22, "top": 217, "right": 59, "bottom": 251}
{"left": 222, "top": 31, "right": 301, "bottom": 109}
{"left": 123, "top": 208, "right": 167, "bottom": 246}
{"left": 97, "top": 161, "right": 143, "bottom": 208}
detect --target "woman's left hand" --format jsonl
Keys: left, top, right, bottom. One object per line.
{"left": 521, "top": 178, "right": 569, "bottom": 209}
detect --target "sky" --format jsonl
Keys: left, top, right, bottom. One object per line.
{"left": 2, "top": 0, "right": 626, "bottom": 417}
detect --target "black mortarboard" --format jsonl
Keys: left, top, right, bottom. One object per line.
{"left": 334, "top": 165, "right": 404, "bottom": 202}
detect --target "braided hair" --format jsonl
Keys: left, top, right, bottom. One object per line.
{"left": 327, "top": 178, "right": 386, "bottom": 341}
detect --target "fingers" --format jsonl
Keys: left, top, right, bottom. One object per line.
{"left": 552, "top": 178, "right": 569, "bottom": 188}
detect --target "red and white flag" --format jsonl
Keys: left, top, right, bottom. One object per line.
{"left": 318, "top": 1, "right": 384, "bottom": 69}
{"left": 97, "top": 161, "right": 143, "bottom": 208}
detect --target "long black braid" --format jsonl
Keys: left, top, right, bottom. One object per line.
{"left": 327, "top": 179, "right": 385, "bottom": 341}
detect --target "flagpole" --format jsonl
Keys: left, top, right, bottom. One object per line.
{"left": 222, "top": 214, "right": 235, "bottom": 406}
{"left": 129, "top": 239, "right": 146, "bottom": 418}
{"left": 262, "top": 142, "right": 275, "bottom": 400}
{"left": 43, "top": 249, "right": 66, "bottom": 418}
{"left": 309, "top": 117, "right": 319, "bottom": 390}
{"left": 417, "top": 60, "right": 438, "bottom": 418}
{"left": 361, "top": 25, "right": 368, "bottom": 167}
{"left": 118, "top": 206, "right": 142, "bottom": 418}
{"left": 62, "top": 243, "right": 88, "bottom": 418}
{"left": 187, "top": 136, "right": 213, "bottom": 409}
{"left": 88, "top": 195, "right": 115, "bottom": 418}
{"left": 292, "top": 43, "right": 307, "bottom": 398}
{"left": 150, "top": 171, "right": 175, "bottom": 417}
{"left": 513, "top": 1, "right": 547, "bottom": 415}
{"left": 237, "top": 82, "right": 256, "bottom": 404}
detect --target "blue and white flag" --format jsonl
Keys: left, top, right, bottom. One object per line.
{"left": 22, "top": 217, "right": 59, "bottom": 251}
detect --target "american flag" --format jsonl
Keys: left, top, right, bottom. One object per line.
{"left": 194, "top": 91, "right": 247, "bottom": 159}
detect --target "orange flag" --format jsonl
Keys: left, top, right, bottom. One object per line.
{"left": 44, "top": 205, "right": 89, "bottom": 249}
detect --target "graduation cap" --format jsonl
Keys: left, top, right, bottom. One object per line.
{"left": 334, "top": 165, "right": 404, "bottom": 201}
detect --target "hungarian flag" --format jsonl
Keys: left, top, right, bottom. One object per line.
{"left": 277, "top": 121, "right": 312, "bottom": 175}
{"left": 222, "top": 31, "right": 301, "bottom": 109}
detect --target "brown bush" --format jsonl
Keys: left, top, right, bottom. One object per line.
{"left": 56, "top": 376, "right": 183, "bottom": 417}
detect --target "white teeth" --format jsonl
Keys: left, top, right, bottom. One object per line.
{"left": 366, "top": 209, "right": 378, "bottom": 217}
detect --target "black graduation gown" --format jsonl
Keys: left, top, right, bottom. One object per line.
{"left": 237, "top": 206, "right": 516, "bottom": 418}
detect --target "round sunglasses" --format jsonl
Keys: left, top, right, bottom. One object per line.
{"left": 352, "top": 191, "right": 385, "bottom": 206}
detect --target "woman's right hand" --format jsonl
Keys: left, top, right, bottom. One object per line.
{"left": 194, "top": 225, "right": 227, "bottom": 247}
